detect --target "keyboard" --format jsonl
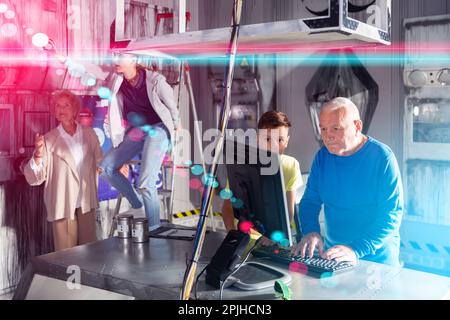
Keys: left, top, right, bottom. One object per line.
{"left": 251, "top": 246, "right": 355, "bottom": 276}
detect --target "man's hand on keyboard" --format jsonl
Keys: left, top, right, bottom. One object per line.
{"left": 291, "top": 232, "right": 324, "bottom": 258}
{"left": 322, "top": 245, "right": 357, "bottom": 264}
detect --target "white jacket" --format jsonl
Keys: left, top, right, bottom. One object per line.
{"left": 107, "top": 70, "right": 179, "bottom": 147}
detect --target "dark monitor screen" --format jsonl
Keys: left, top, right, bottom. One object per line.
{"left": 223, "top": 138, "right": 293, "bottom": 247}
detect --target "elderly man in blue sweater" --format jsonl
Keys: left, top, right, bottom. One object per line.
{"left": 292, "top": 97, "right": 404, "bottom": 266}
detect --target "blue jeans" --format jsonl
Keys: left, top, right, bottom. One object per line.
{"left": 100, "top": 123, "right": 170, "bottom": 227}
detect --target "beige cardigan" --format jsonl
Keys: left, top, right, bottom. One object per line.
{"left": 24, "top": 125, "right": 102, "bottom": 222}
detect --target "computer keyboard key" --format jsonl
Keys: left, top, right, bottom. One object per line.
{"left": 252, "top": 245, "right": 355, "bottom": 276}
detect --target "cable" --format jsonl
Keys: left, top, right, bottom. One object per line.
{"left": 219, "top": 238, "right": 261, "bottom": 300}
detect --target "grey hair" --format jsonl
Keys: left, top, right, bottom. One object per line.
{"left": 321, "top": 97, "right": 361, "bottom": 120}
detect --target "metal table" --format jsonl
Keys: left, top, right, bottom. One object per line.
{"left": 13, "top": 230, "right": 450, "bottom": 300}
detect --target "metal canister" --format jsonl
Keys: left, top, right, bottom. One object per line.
{"left": 132, "top": 218, "right": 149, "bottom": 243}
{"left": 116, "top": 213, "right": 133, "bottom": 238}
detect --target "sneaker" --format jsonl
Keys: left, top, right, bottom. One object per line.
{"left": 125, "top": 206, "right": 146, "bottom": 218}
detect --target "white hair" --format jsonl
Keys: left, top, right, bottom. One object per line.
{"left": 321, "top": 97, "right": 361, "bottom": 121}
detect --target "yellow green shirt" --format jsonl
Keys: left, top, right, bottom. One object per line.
{"left": 280, "top": 154, "right": 303, "bottom": 192}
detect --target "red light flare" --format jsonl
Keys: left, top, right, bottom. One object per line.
{"left": 239, "top": 221, "right": 254, "bottom": 234}
{"left": 2, "top": 42, "right": 450, "bottom": 66}
{"left": 289, "top": 261, "right": 308, "bottom": 275}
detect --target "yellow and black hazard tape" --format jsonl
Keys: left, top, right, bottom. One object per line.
{"left": 172, "top": 208, "right": 222, "bottom": 219}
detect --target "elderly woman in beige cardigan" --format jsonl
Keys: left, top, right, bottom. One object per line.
{"left": 24, "top": 90, "right": 102, "bottom": 251}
